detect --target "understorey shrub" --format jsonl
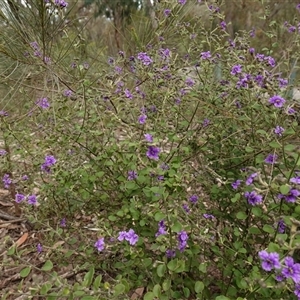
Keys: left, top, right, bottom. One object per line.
{"left": 1, "top": 0, "right": 300, "bottom": 299}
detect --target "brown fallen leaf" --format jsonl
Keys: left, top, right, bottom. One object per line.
{"left": 15, "top": 232, "right": 28, "bottom": 248}
{"left": 131, "top": 287, "right": 144, "bottom": 300}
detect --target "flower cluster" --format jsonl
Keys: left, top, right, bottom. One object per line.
{"left": 156, "top": 220, "right": 167, "bottom": 237}
{"left": 2, "top": 174, "right": 11, "bottom": 189}
{"left": 15, "top": 193, "right": 38, "bottom": 205}
{"left": 244, "top": 190, "right": 263, "bottom": 206}
{"left": 177, "top": 230, "right": 188, "bottom": 252}
{"left": 118, "top": 229, "right": 139, "bottom": 245}
{"left": 41, "top": 155, "right": 57, "bottom": 173}
{"left": 36, "top": 97, "right": 50, "bottom": 109}
{"left": 259, "top": 251, "right": 300, "bottom": 297}
{"left": 137, "top": 52, "right": 153, "bottom": 65}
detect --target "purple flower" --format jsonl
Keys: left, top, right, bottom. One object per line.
{"left": 185, "top": 77, "right": 195, "bottom": 87}
{"left": 297, "top": 4, "right": 300, "bottom": 11}
{"left": 160, "top": 163, "right": 169, "bottom": 170}
{"left": 284, "top": 188, "right": 300, "bottom": 203}
{"left": 166, "top": 249, "right": 176, "bottom": 258}
{"left": 146, "top": 146, "right": 160, "bottom": 160}
{"left": 37, "top": 243, "right": 43, "bottom": 253}
{"left": 274, "top": 126, "right": 284, "bottom": 136}
{"left": 117, "top": 229, "right": 139, "bottom": 245}
{"left": 0, "top": 110, "right": 8, "bottom": 116}
{"left": 60, "top": 218, "right": 66, "bottom": 227}
{"left": 231, "top": 179, "right": 242, "bottom": 189}
{"left": 278, "top": 78, "right": 288, "bottom": 88}
{"left": 269, "top": 95, "right": 285, "bottom": 108}
{"left": 203, "top": 214, "right": 215, "bottom": 219}
{"left": 220, "top": 21, "right": 227, "bottom": 30}
{"left": 22, "top": 175, "right": 29, "bottom": 181}
{"left": 63, "top": 89, "right": 72, "bottom": 97}
{"left": 156, "top": 220, "right": 167, "bottom": 237}
{"left": 264, "top": 154, "right": 278, "bottom": 164}
{"left": 41, "top": 155, "right": 56, "bottom": 173}
{"left": 277, "top": 219, "right": 286, "bottom": 233}
{"left": 0, "top": 149, "right": 7, "bottom": 156}
{"left": 295, "top": 284, "right": 300, "bottom": 299}
{"left": 202, "top": 118, "right": 210, "bottom": 127}
{"left": 266, "top": 56, "right": 276, "bottom": 67}
{"left": 94, "top": 238, "right": 105, "bottom": 252}
{"left": 246, "top": 172, "right": 257, "bottom": 185}
{"left": 117, "top": 231, "right": 127, "bottom": 241}
{"left": 182, "top": 204, "right": 190, "bottom": 213}
{"left": 83, "top": 62, "right": 89, "bottom": 69}
{"left": 36, "top": 97, "right": 50, "bottom": 109}
{"left": 124, "top": 89, "right": 133, "bottom": 99}
{"left": 70, "top": 62, "right": 77, "bottom": 68}
{"left": 244, "top": 191, "right": 263, "bottom": 206}
{"left": 15, "top": 193, "right": 25, "bottom": 203}
{"left": 249, "top": 47, "right": 255, "bottom": 54}
{"left": 2, "top": 174, "right": 11, "bottom": 189}
{"left": 28, "top": 194, "right": 37, "bottom": 205}
{"left": 287, "top": 107, "right": 296, "bottom": 115}
{"left": 231, "top": 64, "right": 242, "bottom": 75}
{"left": 144, "top": 133, "right": 153, "bottom": 143}
{"left": 258, "top": 250, "right": 281, "bottom": 271}
{"left": 189, "top": 195, "right": 198, "bottom": 204}
{"left": 178, "top": 0, "right": 186, "bottom": 4}
{"left": 125, "top": 229, "right": 139, "bottom": 245}
{"left": 250, "top": 28, "right": 255, "bottom": 37}
{"left": 200, "top": 51, "right": 211, "bottom": 60}
{"left": 289, "top": 26, "right": 296, "bottom": 33}
{"left": 127, "top": 170, "right": 138, "bottom": 180}
{"left": 256, "top": 53, "right": 265, "bottom": 62}
{"left": 138, "top": 114, "right": 147, "bottom": 124}
{"left": 137, "top": 52, "right": 153, "bottom": 66}
{"left": 164, "top": 9, "right": 171, "bottom": 17}
{"left": 177, "top": 231, "right": 188, "bottom": 252}
{"left": 282, "top": 256, "right": 300, "bottom": 283}
{"left": 30, "top": 41, "right": 39, "bottom": 50}
{"left": 291, "top": 176, "right": 300, "bottom": 184}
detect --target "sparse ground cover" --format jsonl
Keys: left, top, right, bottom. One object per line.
{"left": 1, "top": 1, "right": 300, "bottom": 299}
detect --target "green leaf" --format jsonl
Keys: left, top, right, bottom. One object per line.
{"left": 280, "top": 184, "right": 290, "bottom": 195}
{"left": 162, "top": 279, "right": 171, "bottom": 291}
{"left": 198, "top": 263, "right": 207, "bottom": 273}
{"left": 215, "top": 296, "right": 231, "bottom": 300}
{"left": 251, "top": 207, "right": 262, "bottom": 217}
{"left": 108, "top": 215, "right": 117, "bottom": 221}
{"left": 114, "top": 283, "right": 125, "bottom": 296}
{"left": 7, "top": 246, "right": 15, "bottom": 255}
{"left": 263, "top": 224, "right": 275, "bottom": 234}
{"left": 153, "top": 284, "right": 161, "bottom": 298}
{"left": 231, "top": 193, "right": 240, "bottom": 203}
{"left": 81, "top": 297, "right": 97, "bottom": 300}
{"left": 20, "top": 267, "right": 31, "bottom": 278}
{"left": 245, "top": 146, "right": 254, "bottom": 153}
{"left": 167, "top": 259, "right": 178, "bottom": 272}
{"left": 194, "top": 281, "right": 204, "bottom": 293}
{"left": 41, "top": 260, "right": 53, "bottom": 271}
{"left": 183, "top": 287, "right": 190, "bottom": 298}
{"left": 249, "top": 226, "right": 261, "bottom": 234}
{"left": 83, "top": 267, "right": 95, "bottom": 288}
{"left": 40, "top": 283, "right": 52, "bottom": 295}
{"left": 269, "top": 141, "right": 281, "bottom": 149}
{"left": 236, "top": 211, "right": 247, "bottom": 220}
{"left": 284, "top": 144, "right": 297, "bottom": 152}
{"left": 143, "top": 292, "right": 155, "bottom": 300}
{"left": 156, "top": 264, "right": 166, "bottom": 277}
{"left": 154, "top": 212, "right": 166, "bottom": 221}
{"left": 171, "top": 221, "right": 182, "bottom": 232}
